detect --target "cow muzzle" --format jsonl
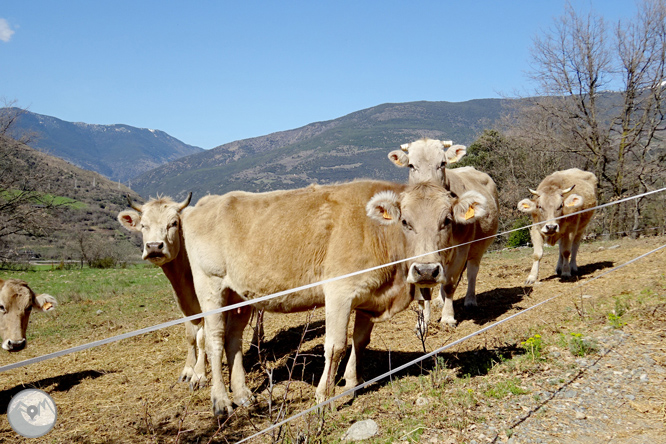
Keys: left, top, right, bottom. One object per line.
{"left": 143, "top": 242, "right": 165, "bottom": 261}
{"left": 2, "top": 338, "right": 26, "bottom": 352}
{"left": 541, "top": 223, "right": 559, "bottom": 235}
{"left": 407, "top": 262, "right": 444, "bottom": 286}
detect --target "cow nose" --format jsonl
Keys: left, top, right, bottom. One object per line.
{"left": 543, "top": 224, "right": 558, "bottom": 233}
{"left": 409, "top": 263, "right": 443, "bottom": 284}
{"left": 145, "top": 242, "right": 164, "bottom": 254}
{"left": 6, "top": 338, "right": 26, "bottom": 351}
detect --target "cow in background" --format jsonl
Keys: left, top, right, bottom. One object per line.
{"left": 517, "top": 168, "right": 598, "bottom": 285}
{"left": 0, "top": 279, "right": 57, "bottom": 352}
{"left": 389, "top": 139, "right": 499, "bottom": 328}
{"left": 118, "top": 193, "right": 207, "bottom": 388}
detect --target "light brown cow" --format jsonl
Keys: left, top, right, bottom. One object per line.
{"left": 0, "top": 279, "right": 57, "bottom": 352}
{"left": 389, "top": 138, "right": 499, "bottom": 327}
{"left": 180, "top": 180, "right": 488, "bottom": 416}
{"left": 517, "top": 168, "right": 598, "bottom": 285}
{"left": 117, "top": 194, "right": 207, "bottom": 387}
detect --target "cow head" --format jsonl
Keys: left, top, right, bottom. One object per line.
{"left": 388, "top": 138, "right": 467, "bottom": 184}
{"left": 0, "top": 279, "right": 57, "bottom": 352}
{"left": 367, "top": 182, "right": 487, "bottom": 288}
{"left": 517, "top": 185, "right": 584, "bottom": 236}
{"left": 118, "top": 193, "right": 192, "bottom": 266}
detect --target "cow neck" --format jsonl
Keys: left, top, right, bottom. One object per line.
{"left": 159, "top": 232, "right": 201, "bottom": 317}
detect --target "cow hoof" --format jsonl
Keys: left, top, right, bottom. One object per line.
{"left": 440, "top": 316, "right": 457, "bottom": 327}
{"left": 234, "top": 395, "right": 255, "bottom": 408}
{"left": 525, "top": 276, "right": 537, "bottom": 286}
{"left": 189, "top": 375, "right": 208, "bottom": 391}
{"left": 414, "top": 322, "right": 429, "bottom": 339}
{"left": 213, "top": 401, "right": 234, "bottom": 417}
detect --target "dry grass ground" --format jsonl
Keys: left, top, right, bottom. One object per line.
{"left": 1, "top": 235, "right": 665, "bottom": 443}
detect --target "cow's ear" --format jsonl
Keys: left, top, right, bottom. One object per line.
{"left": 34, "top": 294, "right": 57, "bottom": 312}
{"left": 517, "top": 198, "right": 536, "bottom": 214}
{"left": 366, "top": 191, "right": 401, "bottom": 225}
{"left": 563, "top": 193, "right": 584, "bottom": 210}
{"left": 388, "top": 150, "right": 409, "bottom": 168}
{"left": 118, "top": 210, "right": 142, "bottom": 231}
{"left": 453, "top": 191, "right": 487, "bottom": 224}
{"left": 445, "top": 144, "right": 467, "bottom": 165}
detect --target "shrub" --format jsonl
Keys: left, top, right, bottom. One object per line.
{"left": 506, "top": 217, "right": 532, "bottom": 248}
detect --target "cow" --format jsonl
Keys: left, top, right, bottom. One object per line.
{"left": 180, "top": 179, "right": 487, "bottom": 416}
{"left": 517, "top": 168, "right": 598, "bottom": 285}
{"left": 388, "top": 138, "right": 499, "bottom": 328}
{"left": 117, "top": 194, "right": 207, "bottom": 388}
{"left": 0, "top": 279, "right": 57, "bottom": 352}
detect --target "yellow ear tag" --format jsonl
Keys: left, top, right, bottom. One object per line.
{"left": 382, "top": 210, "right": 392, "bottom": 220}
{"left": 43, "top": 302, "right": 53, "bottom": 310}
{"left": 566, "top": 200, "right": 576, "bottom": 207}
{"left": 464, "top": 206, "right": 475, "bottom": 220}
{"left": 522, "top": 203, "right": 531, "bottom": 209}
{"left": 394, "top": 158, "right": 404, "bottom": 166}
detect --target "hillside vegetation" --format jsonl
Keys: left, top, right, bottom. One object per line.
{"left": 0, "top": 136, "right": 144, "bottom": 266}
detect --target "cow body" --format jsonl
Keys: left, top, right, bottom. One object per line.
{"left": 118, "top": 195, "right": 207, "bottom": 387}
{"left": 517, "top": 168, "right": 598, "bottom": 285}
{"left": 0, "top": 279, "right": 56, "bottom": 352}
{"left": 183, "top": 181, "right": 414, "bottom": 415}
{"left": 389, "top": 139, "right": 499, "bottom": 327}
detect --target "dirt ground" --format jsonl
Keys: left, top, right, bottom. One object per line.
{"left": 0, "top": 235, "right": 665, "bottom": 443}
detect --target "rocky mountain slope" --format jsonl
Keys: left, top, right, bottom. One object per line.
{"left": 132, "top": 99, "right": 507, "bottom": 199}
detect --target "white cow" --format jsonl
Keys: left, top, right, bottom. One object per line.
{"left": 517, "top": 168, "right": 598, "bottom": 285}
{"left": 389, "top": 138, "right": 499, "bottom": 328}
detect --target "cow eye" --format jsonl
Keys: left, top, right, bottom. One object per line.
{"left": 557, "top": 203, "right": 563, "bottom": 210}
{"left": 440, "top": 217, "right": 452, "bottom": 230}
{"left": 0, "top": 305, "right": 5, "bottom": 314}
{"left": 439, "top": 161, "right": 446, "bottom": 169}
{"left": 401, "top": 219, "right": 413, "bottom": 230}
{"left": 169, "top": 220, "right": 178, "bottom": 228}
{"left": 408, "top": 164, "right": 414, "bottom": 169}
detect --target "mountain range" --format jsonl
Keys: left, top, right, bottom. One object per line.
{"left": 131, "top": 99, "right": 508, "bottom": 200}
{"left": 11, "top": 109, "right": 203, "bottom": 183}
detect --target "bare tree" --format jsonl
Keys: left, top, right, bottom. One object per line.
{"left": 515, "top": 0, "right": 666, "bottom": 236}
{"left": 0, "top": 104, "right": 61, "bottom": 261}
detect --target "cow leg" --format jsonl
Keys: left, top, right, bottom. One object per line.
{"left": 178, "top": 321, "right": 198, "bottom": 384}
{"left": 180, "top": 320, "right": 207, "bottom": 389}
{"left": 463, "top": 259, "right": 481, "bottom": 308}
{"left": 316, "top": 290, "right": 352, "bottom": 405}
{"left": 343, "top": 310, "right": 374, "bottom": 393}
{"left": 526, "top": 227, "right": 544, "bottom": 285}
{"left": 195, "top": 275, "right": 233, "bottom": 417}
{"left": 440, "top": 253, "right": 468, "bottom": 327}
{"left": 570, "top": 232, "right": 583, "bottom": 275}
{"left": 558, "top": 234, "right": 574, "bottom": 278}
{"left": 193, "top": 322, "right": 207, "bottom": 388}
{"left": 225, "top": 303, "right": 254, "bottom": 407}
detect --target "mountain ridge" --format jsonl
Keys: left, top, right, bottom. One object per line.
{"left": 11, "top": 109, "right": 203, "bottom": 183}
{"left": 133, "top": 99, "right": 508, "bottom": 199}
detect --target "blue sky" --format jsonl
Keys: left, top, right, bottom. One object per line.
{"left": 1, "top": 1, "right": 635, "bottom": 149}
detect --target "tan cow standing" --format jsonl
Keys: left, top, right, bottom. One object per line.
{"left": 0, "top": 279, "right": 57, "bottom": 352}
{"left": 517, "top": 168, "right": 598, "bottom": 285}
{"left": 389, "top": 138, "right": 499, "bottom": 327}
{"left": 118, "top": 194, "right": 207, "bottom": 387}
{"left": 181, "top": 180, "right": 489, "bottom": 416}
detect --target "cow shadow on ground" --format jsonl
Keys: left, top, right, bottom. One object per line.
{"left": 452, "top": 286, "right": 534, "bottom": 326}
{"left": 540, "top": 260, "right": 614, "bottom": 283}
{"left": 0, "top": 369, "right": 109, "bottom": 414}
